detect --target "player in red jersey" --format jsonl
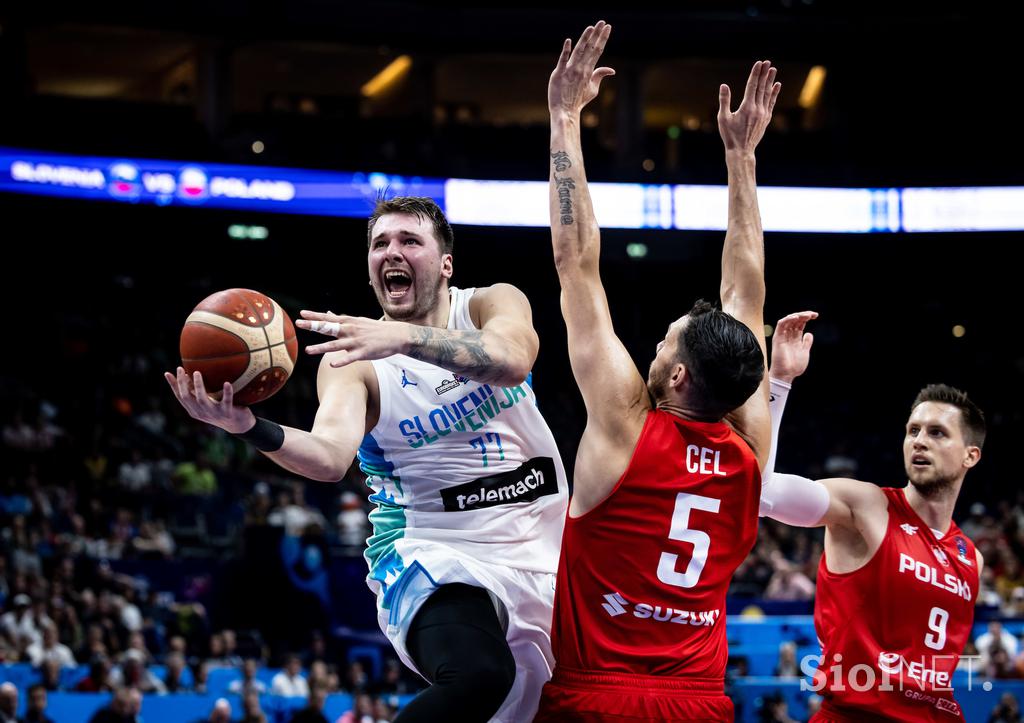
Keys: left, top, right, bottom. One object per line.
{"left": 537, "top": 20, "right": 781, "bottom": 722}
{"left": 762, "top": 311, "right": 986, "bottom": 721}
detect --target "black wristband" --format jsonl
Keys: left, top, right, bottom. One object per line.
{"left": 233, "top": 417, "right": 285, "bottom": 452}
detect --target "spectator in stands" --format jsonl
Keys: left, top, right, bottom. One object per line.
{"left": 343, "top": 660, "right": 368, "bottom": 693}
{"left": 202, "top": 698, "right": 232, "bottom": 723}
{"left": 990, "top": 691, "right": 1023, "bottom": 723}
{"left": 219, "top": 629, "right": 243, "bottom": 668}
{"left": 289, "top": 682, "right": 329, "bottom": 723}
{"left": 127, "top": 688, "right": 143, "bottom": 723}
{"left": 239, "top": 689, "right": 267, "bottom": 723}
{"left": 977, "top": 621, "right": 1020, "bottom": 669}
{"left": 119, "top": 632, "right": 151, "bottom": 666}
{"left": 166, "top": 635, "right": 188, "bottom": 659}
{"left": 368, "top": 659, "right": 409, "bottom": 696}
{"left": 39, "top": 658, "right": 62, "bottom": 692}
{"left": 130, "top": 521, "right": 176, "bottom": 559}
{"left": 373, "top": 697, "right": 395, "bottom": 722}
{"left": 307, "top": 660, "right": 334, "bottom": 692}
{"left": 78, "top": 624, "right": 109, "bottom": 665}
{"left": 989, "top": 647, "right": 1020, "bottom": 680}
{"left": 206, "top": 632, "right": 230, "bottom": 668}
{"left": 77, "top": 656, "right": 115, "bottom": 692}
{"left": 193, "top": 660, "right": 210, "bottom": 695}
{"left": 23, "top": 684, "right": 54, "bottom": 723}
{"left": 1, "top": 593, "right": 44, "bottom": 646}
{"left": 174, "top": 453, "right": 217, "bottom": 497}
{"left": 774, "top": 641, "right": 800, "bottom": 678}
{"left": 980, "top": 565, "right": 1005, "bottom": 607}
{"left": 49, "top": 598, "right": 82, "bottom": 654}
{"left": 26, "top": 622, "right": 75, "bottom": 668}
{"left": 272, "top": 654, "right": 309, "bottom": 697}
{"left": 0, "top": 682, "right": 18, "bottom": 723}
{"left": 338, "top": 693, "right": 376, "bottom": 723}
{"left": 111, "top": 650, "right": 166, "bottom": 693}
{"left": 998, "top": 558, "right": 1024, "bottom": 603}
{"left": 763, "top": 556, "right": 815, "bottom": 601}
{"left": 244, "top": 482, "right": 273, "bottom": 526}
{"left": 229, "top": 658, "right": 268, "bottom": 696}
{"left": 117, "top": 451, "right": 152, "bottom": 493}
{"left": 1006, "top": 587, "right": 1024, "bottom": 618}
{"left": 268, "top": 483, "right": 327, "bottom": 537}
{"left": 164, "top": 652, "right": 190, "bottom": 693}
{"left": 337, "top": 492, "right": 368, "bottom": 549}
{"left": 962, "top": 502, "right": 988, "bottom": 540}
{"left": 88, "top": 686, "right": 135, "bottom": 723}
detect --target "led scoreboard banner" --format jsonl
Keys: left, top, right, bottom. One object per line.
{"left": 2, "top": 147, "right": 1022, "bottom": 233}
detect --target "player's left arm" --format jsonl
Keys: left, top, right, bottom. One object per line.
{"left": 717, "top": 60, "right": 782, "bottom": 469}
{"left": 976, "top": 549, "right": 985, "bottom": 575}
{"left": 296, "top": 292, "right": 537, "bottom": 387}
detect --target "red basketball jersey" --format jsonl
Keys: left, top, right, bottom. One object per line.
{"left": 814, "top": 487, "right": 979, "bottom": 721}
{"left": 549, "top": 409, "right": 761, "bottom": 678}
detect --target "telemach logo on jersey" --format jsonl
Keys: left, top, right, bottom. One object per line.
{"left": 440, "top": 457, "right": 557, "bottom": 511}
{"left": 435, "top": 373, "right": 469, "bottom": 395}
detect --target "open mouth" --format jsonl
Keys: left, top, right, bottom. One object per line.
{"left": 911, "top": 455, "right": 931, "bottom": 467}
{"left": 383, "top": 269, "right": 413, "bottom": 300}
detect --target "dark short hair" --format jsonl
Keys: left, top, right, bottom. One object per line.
{"left": 367, "top": 196, "right": 454, "bottom": 255}
{"left": 912, "top": 384, "right": 986, "bottom": 449}
{"left": 676, "top": 299, "right": 765, "bottom": 417}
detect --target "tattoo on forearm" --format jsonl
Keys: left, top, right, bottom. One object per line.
{"left": 551, "top": 150, "right": 572, "bottom": 172}
{"left": 551, "top": 151, "right": 576, "bottom": 226}
{"left": 409, "top": 327, "right": 501, "bottom": 381}
{"left": 554, "top": 175, "right": 575, "bottom": 226}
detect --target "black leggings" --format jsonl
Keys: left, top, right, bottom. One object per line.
{"left": 395, "top": 583, "right": 517, "bottom": 722}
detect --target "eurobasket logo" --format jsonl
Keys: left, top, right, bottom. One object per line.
{"left": 177, "top": 166, "right": 209, "bottom": 203}
{"left": 107, "top": 162, "right": 141, "bottom": 200}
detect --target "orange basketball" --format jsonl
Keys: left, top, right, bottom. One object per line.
{"left": 180, "top": 289, "right": 298, "bottom": 406}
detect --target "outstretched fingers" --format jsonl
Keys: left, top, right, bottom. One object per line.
{"left": 743, "top": 60, "right": 764, "bottom": 105}
{"left": 718, "top": 84, "right": 733, "bottom": 117}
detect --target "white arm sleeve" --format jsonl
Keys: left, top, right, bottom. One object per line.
{"left": 759, "top": 377, "right": 831, "bottom": 526}
{"left": 759, "top": 473, "right": 831, "bottom": 526}
{"left": 765, "top": 377, "right": 791, "bottom": 477}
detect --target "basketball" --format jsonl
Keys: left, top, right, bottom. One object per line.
{"left": 179, "top": 288, "right": 298, "bottom": 406}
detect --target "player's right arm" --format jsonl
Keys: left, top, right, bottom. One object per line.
{"left": 548, "top": 22, "right": 651, "bottom": 513}
{"left": 759, "top": 311, "right": 887, "bottom": 532}
{"left": 717, "top": 61, "right": 781, "bottom": 470}
{"left": 164, "top": 356, "right": 372, "bottom": 482}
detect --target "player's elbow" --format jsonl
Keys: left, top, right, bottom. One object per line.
{"left": 499, "top": 362, "right": 532, "bottom": 387}
{"left": 302, "top": 438, "right": 352, "bottom": 482}
{"left": 486, "top": 353, "right": 533, "bottom": 387}
{"left": 304, "top": 461, "right": 347, "bottom": 483}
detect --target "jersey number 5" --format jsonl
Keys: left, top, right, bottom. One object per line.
{"left": 657, "top": 493, "right": 721, "bottom": 589}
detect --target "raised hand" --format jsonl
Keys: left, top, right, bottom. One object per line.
{"left": 718, "top": 60, "right": 781, "bottom": 154}
{"left": 296, "top": 311, "right": 407, "bottom": 369}
{"left": 770, "top": 311, "right": 817, "bottom": 383}
{"left": 163, "top": 367, "right": 256, "bottom": 434}
{"left": 548, "top": 20, "right": 615, "bottom": 120}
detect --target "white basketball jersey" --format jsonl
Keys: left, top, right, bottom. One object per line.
{"left": 358, "top": 287, "right": 568, "bottom": 609}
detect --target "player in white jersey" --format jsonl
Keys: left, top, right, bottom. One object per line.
{"left": 165, "top": 196, "right": 568, "bottom": 722}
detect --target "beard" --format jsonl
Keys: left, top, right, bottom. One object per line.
{"left": 906, "top": 465, "right": 956, "bottom": 498}
{"left": 646, "top": 360, "right": 669, "bottom": 402}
